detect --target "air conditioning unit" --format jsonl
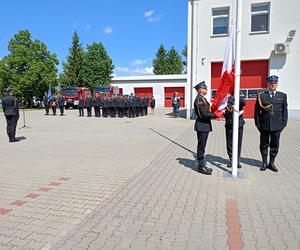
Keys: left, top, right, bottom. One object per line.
{"left": 274, "top": 43, "right": 290, "bottom": 54}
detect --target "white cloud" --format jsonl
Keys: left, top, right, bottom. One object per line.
{"left": 134, "top": 67, "right": 154, "bottom": 75}
{"left": 144, "top": 10, "right": 161, "bottom": 22}
{"left": 104, "top": 26, "right": 113, "bottom": 34}
{"left": 115, "top": 66, "right": 130, "bottom": 73}
{"left": 114, "top": 66, "right": 154, "bottom": 76}
{"left": 144, "top": 10, "right": 154, "bottom": 18}
{"left": 131, "top": 59, "right": 147, "bottom": 66}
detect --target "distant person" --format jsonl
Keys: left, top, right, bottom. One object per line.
{"left": 50, "top": 94, "right": 57, "bottom": 115}
{"left": 172, "top": 92, "right": 180, "bottom": 118}
{"left": 78, "top": 94, "right": 84, "bottom": 117}
{"left": 2, "top": 87, "right": 20, "bottom": 143}
{"left": 43, "top": 91, "right": 49, "bottom": 115}
{"left": 86, "top": 93, "right": 93, "bottom": 117}
{"left": 255, "top": 75, "right": 288, "bottom": 172}
{"left": 58, "top": 92, "right": 65, "bottom": 116}
{"left": 150, "top": 96, "right": 155, "bottom": 114}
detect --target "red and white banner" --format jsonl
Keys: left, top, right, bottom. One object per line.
{"left": 211, "top": 28, "right": 235, "bottom": 112}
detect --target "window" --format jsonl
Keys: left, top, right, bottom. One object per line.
{"left": 251, "top": 3, "right": 270, "bottom": 33}
{"left": 212, "top": 7, "right": 229, "bottom": 36}
{"left": 248, "top": 89, "right": 264, "bottom": 99}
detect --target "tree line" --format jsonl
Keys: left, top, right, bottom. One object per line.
{"left": 0, "top": 30, "right": 186, "bottom": 103}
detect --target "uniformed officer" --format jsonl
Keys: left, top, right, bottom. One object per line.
{"left": 224, "top": 94, "right": 246, "bottom": 168}
{"left": 2, "top": 87, "right": 20, "bottom": 142}
{"left": 254, "top": 75, "right": 288, "bottom": 172}
{"left": 78, "top": 94, "right": 84, "bottom": 117}
{"left": 94, "top": 94, "right": 101, "bottom": 117}
{"left": 86, "top": 93, "right": 93, "bottom": 117}
{"left": 57, "top": 92, "right": 65, "bottom": 116}
{"left": 194, "top": 81, "right": 223, "bottom": 175}
{"left": 43, "top": 91, "right": 49, "bottom": 115}
{"left": 50, "top": 94, "right": 57, "bottom": 115}
{"left": 128, "top": 94, "right": 135, "bottom": 118}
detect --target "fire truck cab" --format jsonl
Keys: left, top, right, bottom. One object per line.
{"left": 93, "top": 85, "right": 115, "bottom": 97}
{"left": 63, "top": 86, "right": 91, "bottom": 108}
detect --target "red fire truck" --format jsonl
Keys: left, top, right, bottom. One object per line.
{"left": 63, "top": 86, "right": 91, "bottom": 108}
{"left": 93, "top": 85, "right": 115, "bottom": 97}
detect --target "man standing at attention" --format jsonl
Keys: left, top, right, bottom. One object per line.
{"left": 2, "top": 87, "right": 20, "bottom": 143}
{"left": 255, "top": 75, "right": 288, "bottom": 172}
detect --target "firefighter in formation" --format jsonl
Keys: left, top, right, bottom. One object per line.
{"left": 78, "top": 93, "right": 151, "bottom": 118}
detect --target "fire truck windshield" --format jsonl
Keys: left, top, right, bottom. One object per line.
{"left": 95, "top": 86, "right": 110, "bottom": 94}
{"left": 63, "top": 88, "right": 77, "bottom": 96}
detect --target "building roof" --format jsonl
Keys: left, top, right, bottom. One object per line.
{"left": 111, "top": 74, "right": 187, "bottom": 82}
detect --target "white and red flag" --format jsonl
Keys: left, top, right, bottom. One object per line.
{"left": 211, "top": 28, "right": 235, "bottom": 112}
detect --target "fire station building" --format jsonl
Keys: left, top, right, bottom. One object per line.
{"left": 186, "top": 0, "right": 300, "bottom": 118}
{"left": 111, "top": 74, "right": 187, "bottom": 108}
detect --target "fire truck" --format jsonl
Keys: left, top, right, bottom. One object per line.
{"left": 93, "top": 85, "right": 115, "bottom": 97}
{"left": 62, "top": 86, "right": 91, "bottom": 109}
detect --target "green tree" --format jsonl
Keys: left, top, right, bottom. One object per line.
{"left": 152, "top": 44, "right": 167, "bottom": 75}
{"left": 165, "top": 46, "right": 184, "bottom": 74}
{"left": 82, "top": 42, "right": 114, "bottom": 88}
{"left": 0, "top": 30, "right": 58, "bottom": 103}
{"left": 59, "top": 31, "right": 85, "bottom": 87}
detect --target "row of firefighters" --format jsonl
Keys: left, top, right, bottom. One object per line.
{"left": 43, "top": 93, "right": 156, "bottom": 118}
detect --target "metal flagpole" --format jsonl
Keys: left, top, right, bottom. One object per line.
{"left": 232, "top": 0, "right": 243, "bottom": 177}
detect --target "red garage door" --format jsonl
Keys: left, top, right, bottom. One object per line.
{"left": 211, "top": 60, "right": 268, "bottom": 118}
{"left": 164, "top": 87, "right": 185, "bottom": 108}
{"left": 134, "top": 87, "right": 153, "bottom": 106}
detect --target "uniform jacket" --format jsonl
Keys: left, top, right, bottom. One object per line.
{"left": 86, "top": 96, "right": 93, "bottom": 108}
{"left": 2, "top": 95, "right": 19, "bottom": 118}
{"left": 58, "top": 96, "right": 64, "bottom": 106}
{"left": 224, "top": 96, "right": 246, "bottom": 128}
{"left": 194, "top": 94, "right": 215, "bottom": 132}
{"left": 254, "top": 90, "right": 288, "bottom": 131}
{"left": 78, "top": 98, "right": 84, "bottom": 108}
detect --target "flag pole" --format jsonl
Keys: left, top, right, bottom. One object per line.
{"left": 232, "top": 0, "right": 242, "bottom": 177}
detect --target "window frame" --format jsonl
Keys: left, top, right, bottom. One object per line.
{"left": 211, "top": 6, "right": 230, "bottom": 37}
{"left": 250, "top": 2, "right": 270, "bottom": 34}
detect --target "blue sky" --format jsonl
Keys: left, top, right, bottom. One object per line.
{"left": 0, "top": 0, "right": 188, "bottom": 76}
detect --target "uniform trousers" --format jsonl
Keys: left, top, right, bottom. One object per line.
{"left": 79, "top": 107, "right": 84, "bottom": 117}
{"left": 59, "top": 106, "right": 64, "bottom": 115}
{"left": 225, "top": 126, "right": 244, "bottom": 160}
{"left": 197, "top": 132, "right": 209, "bottom": 162}
{"left": 260, "top": 129, "right": 281, "bottom": 161}
{"left": 6, "top": 115, "right": 18, "bottom": 139}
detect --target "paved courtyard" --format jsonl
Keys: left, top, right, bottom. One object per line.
{"left": 0, "top": 109, "right": 299, "bottom": 250}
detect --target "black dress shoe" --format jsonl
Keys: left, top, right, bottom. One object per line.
{"left": 198, "top": 166, "right": 213, "bottom": 175}
{"left": 268, "top": 163, "right": 278, "bottom": 172}
{"left": 260, "top": 162, "right": 268, "bottom": 171}
{"left": 10, "top": 138, "right": 20, "bottom": 143}
{"left": 238, "top": 163, "right": 242, "bottom": 169}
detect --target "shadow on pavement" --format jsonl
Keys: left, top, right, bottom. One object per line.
{"left": 149, "top": 128, "right": 196, "bottom": 157}
{"left": 16, "top": 136, "right": 26, "bottom": 141}
{"left": 240, "top": 157, "right": 261, "bottom": 168}
{"left": 176, "top": 158, "right": 198, "bottom": 172}
{"left": 165, "top": 109, "right": 187, "bottom": 118}
{"left": 177, "top": 155, "right": 231, "bottom": 173}
{"left": 205, "top": 154, "right": 231, "bottom": 173}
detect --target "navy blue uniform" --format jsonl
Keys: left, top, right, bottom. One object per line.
{"left": 2, "top": 95, "right": 19, "bottom": 142}
{"left": 254, "top": 90, "right": 288, "bottom": 167}
{"left": 194, "top": 94, "right": 216, "bottom": 163}
{"left": 224, "top": 96, "right": 246, "bottom": 166}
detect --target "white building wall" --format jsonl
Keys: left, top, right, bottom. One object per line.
{"left": 111, "top": 75, "right": 187, "bottom": 108}
{"left": 188, "top": 0, "right": 300, "bottom": 116}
